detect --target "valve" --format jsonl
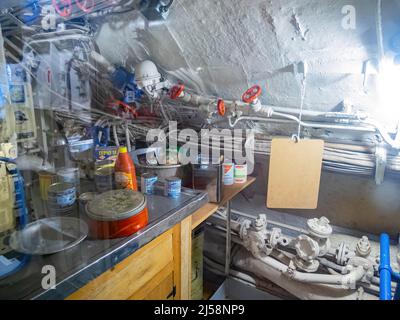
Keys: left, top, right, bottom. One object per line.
{"left": 294, "top": 235, "right": 320, "bottom": 272}
{"left": 169, "top": 84, "right": 185, "bottom": 100}
{"left": 356, "top": 236, "right": 372, "bottom": 257}
{"left": 52, "top": 0, "right": 72, "bottom": 17}
{"left": 106, "top": 100, "right": 138, "bottom": 119}
{"left": 76, "top": 0, "right": 95, "bottom": 13}
{"left": 217, "top": 99, "right": 225, "bottom": 116}
{"left": 242, "top": 85, "right": 262, "bottom": 104}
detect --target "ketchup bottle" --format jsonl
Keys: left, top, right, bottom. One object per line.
{"left": 115, "top": 146, "right": 138, "bottom": 191}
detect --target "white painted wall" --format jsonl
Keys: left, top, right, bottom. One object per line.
{"left": 96, "top": 0, "right": 400, "bottom": 126}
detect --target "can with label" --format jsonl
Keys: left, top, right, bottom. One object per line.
{"left": 223, "top": 163, "right": 234, "bottom": 185}
{"left": 164, "top": 177, "right": 181, "bottom": 198}
{"left": 58, "top": 167, "right": 80, "bottom": 194}
{"left": 94, "top": 166, "right": 115, "bottom": 193}
{"left": 38, "top": 171, "right": 57, "bottom": 200}
{"left": 47, "top": 182, "right": 77, "bottom": 215}
{"left": 234, "top": 164, "right": 247, "bottom": 184}
{"left": 141, "top": 173, "right": 158, "bottom": 195}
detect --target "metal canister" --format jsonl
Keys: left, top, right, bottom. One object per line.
{"left": 78, "top": 192, "right": 97, "bottom": 216}
{"left": 38, "top": 171, "right": 57, "bottom": 200}
{"left": 85, "top": 189, "right": 149, "bottom": 239}
{"left": 223, "top": 163, "right": 234, "bottom": 186}
{"left": 58, "top": 167, "right": 80, "bottom": 194}
{"left": 141, "top": 173, "right": 158, "bottom": 195}
{"left": 234, "top": 164, "right": 247, "bottom": 184}
{"left": 164, "top": 177, "right": 181, "bottom": 198}
{"left": 94, "top": 166, "right": 115, "bottom": 193}
{"left": 47, "top": 182, "right": 77, "bottom": 215}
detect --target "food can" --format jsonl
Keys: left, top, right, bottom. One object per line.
{"left": 223, "top": 163, "right": 234, "bottom": 185}
{"left": 38, "top": 171, "right": 57, "bottom": 200}
{"left": 58, "top": 167, "right": 80, "bottom": 193}
{"left": 47, "top": 182, "right": 77, "bottom": 215}
{"left": 78, "top": 192, "right": 97, "bottom": 216}
{"left": 94, "top": 166, "right": 115, "bottom": 193}
{"left": 234, "top": 164, "right": 248, "bottom": 184}
{"left": 164, "top": 177, "right": 181, "bottom": 198}
{"left": 85, "top": 189, "right": 149, "bottom": 239}
{"left": 141, "top": 173, "right": 158, "bottom": 195}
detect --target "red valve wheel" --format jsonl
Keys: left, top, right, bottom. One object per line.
{"left": 106, "top": 100, "right": 138, "bottom": 119}
{"left": 217, "top": 99, "right": 225, "bottom": 116}
{"left": 76, "top": 0, "right": 95, "bottom": 13}
{"left": 170, "top": 84, "right": 185, "bottom": 100}
{"left": 52, "top": 0, "right": 72, "bottom": 17}
{"left": 242, "top": 85, "right": 262, "bottom": 104}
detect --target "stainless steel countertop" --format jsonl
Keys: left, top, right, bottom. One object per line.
{"left": 0, "top": 186, "right": 208, "bottom": 300}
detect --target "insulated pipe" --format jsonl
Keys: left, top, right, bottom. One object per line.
{"left": 256, "top": 255, "right": 366, "bottom": 288}
{"left": 379, "top": 233, "right": 392, "bottom": 300}
{"left": 173, "top": 88, "right": 400, "bottom": 148}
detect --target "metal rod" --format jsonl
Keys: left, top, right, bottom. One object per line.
{"left": 225, "top": 200, "right": 232, "bottom": 277}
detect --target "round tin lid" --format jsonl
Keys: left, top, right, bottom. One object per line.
{"left": 48, "top": 182, "right": 75, "bottom": 193}
{"left": 86, "top": 189, "right": 146, "bottom": 221}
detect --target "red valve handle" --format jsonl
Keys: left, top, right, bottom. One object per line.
{"left": 107, "top": 100, "right": 138, "bottom": 118}
{"left": 170, "top": 84, "right": 185, "bottom": 99}
{"left": 52, "top": 0, "right": 72, "bottom": 17}
{"left": 242, "top": 85, "right": 262, "bottom": 104}
{"left": 217, "top": 99, "right": 225, "bottom": 116}
{"left": 76, "top": 0, "right": 95, "bottom": 13}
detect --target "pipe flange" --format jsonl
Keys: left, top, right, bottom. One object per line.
{"left": 294, "top": 235, "right": 320, "bottom": 261}
{"left": 307, "top": 216, "right": 332, "bottom": 239}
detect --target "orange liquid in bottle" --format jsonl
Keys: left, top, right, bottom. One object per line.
{"left": 115, "top": 146, "right": 138, "bottom": 191}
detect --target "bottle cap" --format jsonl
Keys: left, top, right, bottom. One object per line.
{"left": 119, "top": 146, "right": 128, "bottom": 153}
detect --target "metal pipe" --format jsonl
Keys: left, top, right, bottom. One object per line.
{"left": 256, "top": 255, "right": 366, "bottom": 287}
{"left": 225, "top": 201, "right": 232, "bottom": 277}
{"left": 379, "top": 233, "right": 392, "bottom": 300}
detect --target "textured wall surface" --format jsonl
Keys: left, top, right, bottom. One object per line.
{"left": 95, "top": 1, "right": 400, "bottom": 235}
{"left": 97, "top": 0, "right": 400, "bottom": 125}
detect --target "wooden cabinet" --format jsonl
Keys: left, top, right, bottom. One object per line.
{"left": 66, "top": 216, "right": 192, "bottom": 300}
{"left": 66, "top": 178, "right": 255, "bottom": 300}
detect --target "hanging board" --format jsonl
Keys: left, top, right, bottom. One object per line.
{"left": 267, "top": 138, "right": 324, "bottom": 209}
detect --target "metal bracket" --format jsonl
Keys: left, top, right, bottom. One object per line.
{"left": 375, "top": 143, "right": 387, "bottom": 185}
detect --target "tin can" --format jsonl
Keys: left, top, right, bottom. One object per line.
{"left": 85, "top": 189, "right": 149, "bottom": 239}
{"left": 47, "top": 182, "right": 77, "bottom": 215}
{"left": 234, "top": 164, "right": 247, "bottom": 184}
{"left": 223, "top": 163, "right": 234, "bottom": 186}
{"left": 38, "top": 171, "right": 57, "bottom": 200}
{"left": 94, "top": 166, "right": 115, "bottom": 193}
{"left": 78, "top": 192, "right": 97, "bottom": 216}
{"left": 164, "top": 177, "right": 181, "bottom": 198}
{"left": 141, "top": 173, "right": 158, "bottom": 195}
{"left": 58, "top": 167, "right": 80, "bottom": 193}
